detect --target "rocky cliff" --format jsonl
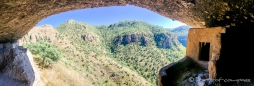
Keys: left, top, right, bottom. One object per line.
{"left": 81, "top": 33, "right": 100, "bottom": 44}
{"left": 154, "top": 33, "right": 180, "bottom": 49}
{"left": 114, "top": 34, "right": 149, "bottom": 46}
{"left": 170, "top": 25, "right": 191, "bottom": 47}
{"left": 112, "top": 32, "right": 182, "bottom": 51}
{"left": 20, "top": 24, "right": 58, "bottom": 44}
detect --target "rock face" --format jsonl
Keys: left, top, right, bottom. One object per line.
{"left": 154, "top": 33, "right": 179, "bottom": 49}
{"left": 81, "top": 33, "right": 100, "bottom": 44}
{"left": 177, "top": 36, "right": 188, "bottom": 47}
{"left": 2, "top": 48, "right": 34, "bottom": 85}
{"left": 0, "top": 42, "right": 42, "bottom": 86}
{"left": 170, "top": 25, "right": 191, "bottom": 47}
{"left": 114, "top": 33, "right": 181, "bottom": 49}
{"left": 158, "top": 56, "right": 203, "bottom": 86}
{"left": 114, "top": 34, "right": 149, "bottom": 46}
{"left": 1, "top": 0, "right": 254, "bottom": 42}
{"left": 20, "top": 24, "right": 58, "bottom": 44}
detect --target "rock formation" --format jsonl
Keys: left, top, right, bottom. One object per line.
{"left": 0, "top": 42, "right": 43, "bottom": 86}
{"left": 170, "top": 25, "right": 192, "bottom": 47}
{"left": 158, "top": 56, "right": 203, "bottom": 86}
{"left": 154, "top": 33, "right": 179, "bottom": 49}
{"left": 113, "top": 33, "right": 180, "bottom": 49}
{"left": 1, "top": 0, "right": 254, "bottom": 42}
{"left": 81, "top": 33, "right": 100, "bottom": 44}
{"left": 20, "top": 24, "right": 58, "bottom": 44}
{"left": 114, "top": 34, "right": 149, "bottom": 46}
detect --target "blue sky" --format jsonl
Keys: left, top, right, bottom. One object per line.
{"left": 36, "top": 5, "right": 186, "bottom": 28}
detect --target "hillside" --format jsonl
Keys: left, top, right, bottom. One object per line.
{"left": 22, "top": 20, "right": 186, "bottom": 86}
{"left": 169, "top": 25, "right": 191, "bottom": 47}
{"left": 96, "top": 20, "right": 186, "bottom": 85}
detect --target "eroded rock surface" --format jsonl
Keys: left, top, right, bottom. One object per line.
{"left": 114, "top": 34, "right": 149, "bottom": 46}
{"left": 81, "top": 33, "right": 100, "bottom": 44}
{"left": 154, "top": 33, "right": 179, "bottom": 49}
{"left": 1, "top": 0, "right": 254, "bottom": 42}
{"left": 0, "top": 42, "right": 42, "bottom": 86}
{"left": 158, "top": 56, "right": 203, "bottom": 86}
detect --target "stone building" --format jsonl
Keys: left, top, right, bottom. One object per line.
{"left": 158, "top": 27, "right": 227, "bottom": 86}
{"left": 186, "top": 27, "right": 226, "bottom": 79}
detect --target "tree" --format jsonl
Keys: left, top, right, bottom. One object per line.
{"left": 24, "top": 41, "right": 61, "bottom": 68}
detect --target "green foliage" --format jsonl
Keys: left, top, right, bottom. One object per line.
{"left": 24, "top": 41, "right": 61, "bottom": 68}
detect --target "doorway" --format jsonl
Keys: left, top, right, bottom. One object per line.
{"left": 199, "top": 42, "right": 210, "bottom": 61}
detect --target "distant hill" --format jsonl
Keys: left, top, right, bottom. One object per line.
{"left": 168, "top": 25, "right": 192, "bottom": 47}
{"left": 22, "top": 20, "right": 186, "bottom": 86}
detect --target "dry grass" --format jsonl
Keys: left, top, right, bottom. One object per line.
{"left": 41, "top": 63, "right": 91, "bottom": 86}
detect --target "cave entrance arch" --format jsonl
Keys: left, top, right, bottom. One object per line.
{"left": 3, "top": 0, "right": 252, "bottom": 86}
{"left": 0, "top": 0, "right": 219, "bottom": 43}
{"left": 15, "top": 4, "right": 191, "bottom": 85}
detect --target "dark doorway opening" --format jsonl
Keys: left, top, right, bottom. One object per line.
{"left": 199, "top": 42, "right": 210, "bottom": 61}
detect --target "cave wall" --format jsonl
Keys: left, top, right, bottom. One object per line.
{"left": 1, "top": 0, "right": 254, "bottom": 43}
{"left": 0, "top": 1, "right": 253, "bottom": 43}
{"left": 0, "top": 0, "right": 242, "bottom": 43}
{"left": 216, "top": 27, "right": 254, "bottom": 85}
